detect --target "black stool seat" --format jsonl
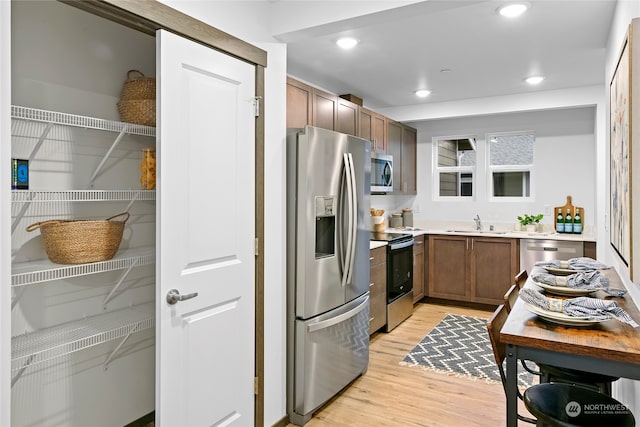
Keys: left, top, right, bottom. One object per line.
{"left": 538, "top": 363, "right": 618, "bottom": 393}
{"left": 524, "top": 383, "right": 635, "bottom": 427}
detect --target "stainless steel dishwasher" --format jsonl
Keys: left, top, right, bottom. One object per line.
{"left": 519, "top": 239, "right": 584, "bottom": 273}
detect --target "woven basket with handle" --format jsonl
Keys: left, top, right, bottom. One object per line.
{"left": 27, "top": 212, "right": 130, "bottom": 264}
{"left": 117, "top": 69, "right": 156, "bottom": 126}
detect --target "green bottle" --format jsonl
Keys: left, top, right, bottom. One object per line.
{"left": 564, "top": 208, "right": 573, "bottom": 233}
{"left": 573, "top": 209, "right": 582, "bottom": 234}
{"left": 556, "top": 209, "right": 564, "bottom": 233}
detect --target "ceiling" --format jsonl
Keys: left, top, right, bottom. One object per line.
{"left": 277, "top": 1, "right": 616, "bottom": 111}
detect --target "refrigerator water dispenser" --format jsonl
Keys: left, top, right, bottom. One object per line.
{"left": 315, "top": 196, "right": 335, "bottom": 259}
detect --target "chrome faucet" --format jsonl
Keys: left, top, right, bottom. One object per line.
{"left": 474, "top": 214, "right": 481, "bottom": 231}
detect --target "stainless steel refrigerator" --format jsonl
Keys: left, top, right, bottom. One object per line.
{"left": 286, "top": 126, "right": 371, "bottom": 426}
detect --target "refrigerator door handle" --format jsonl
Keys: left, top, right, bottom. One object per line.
{"left": 345, "top": 152, "right": 357, "bottom": 285}
{"left": 306, "top": 294, "right": 369, "bottom": 333}
{"left": 340, "top": 153, "right": 356, "bottom": 288}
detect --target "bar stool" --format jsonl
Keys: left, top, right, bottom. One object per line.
{"left": 524, "top": 383, "right": 635, "bottom": 426}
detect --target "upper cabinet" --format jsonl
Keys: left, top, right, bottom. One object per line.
{"left": 286, "top": 77, "right": 313, "bottom": 129}
{"left": 286, "top": 77, "right": 359, "bottom": 136}
{"left": 286, "top": 76, "right": 417, "bottom": 194}
{"left": 360, "top": 107, "right": 386, "bottom": 152}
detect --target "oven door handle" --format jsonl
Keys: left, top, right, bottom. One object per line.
{"left": 389, "top": 238, "right": 414, "bottom": 251}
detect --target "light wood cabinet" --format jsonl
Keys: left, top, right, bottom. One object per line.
{"left": 336, "top": 97, "right": 359, "bottom": 136}
{"left": 401, "top": 126, "right": 417, "bottom": 194}
{"left": 286, "top": 76, "right": 313, "bottom": 129}
{"left": 386, "top": 119, "right": 417, "bottom": 195}
{"left": 360, "top": 107, "right": 386, "bottom": 151}
{"left": 386, "top": 119, "right": 403, "bottom": 192}
{"left": 313, "top": 88, "right": 337, "bottom": 130}
{"left": 369, "top": 246, "right": 387, "bottom": 334}
{"left": 412, "top": 235, "right": 426, "bottom": 303}
{"left": 286, "top": 77, "right": 417, "bottom": 191}
{"left": 584, "top": 241, "right": 596, "bottom": 259}
{"left": 428, "top": 235, "right": 519, "bottom": 305}
{"left": 286, "top": 77, "right": 360, "bottom": 136}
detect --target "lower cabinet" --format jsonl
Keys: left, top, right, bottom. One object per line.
{"left": 428, "top": 235, "right": 519, "bottom": 305}
{"left": 412, "top": 235, "right": 425, "bottom": 303}
{"left": 369, "top": 246, "right": 387, "bottom": 334}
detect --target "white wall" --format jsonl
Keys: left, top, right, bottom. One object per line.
{"left": 0, "top": 2, "right": 11, "bottom": 426}
{"left": 603, "top": 0, "right": 640, "bottom": 415}
{"left": 409, "top": 107, "right": 597, "bottom": 231}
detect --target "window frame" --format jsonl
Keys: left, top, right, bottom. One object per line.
{"left": 486, "top": 131, "right": 535, "bottom": 201}
{"left": 432, "top": 135, "right": 477, "bottom": 201}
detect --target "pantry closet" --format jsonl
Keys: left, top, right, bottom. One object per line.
{"left": 2, "top": 2, "right": 266, "bottom": 426}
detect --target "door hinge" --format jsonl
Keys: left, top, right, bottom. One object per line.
{"left": 255, "top": 237, "right": 259, "bottom": 256}
{"left": 253, "top": 96, "right": 262, "bottom": 117}
{"left": 254, "top": 377, "right": 259, "bottom": 395}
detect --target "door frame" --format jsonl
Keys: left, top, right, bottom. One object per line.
{"left": 59, "top": 1, "right": 267, "bottom": 425}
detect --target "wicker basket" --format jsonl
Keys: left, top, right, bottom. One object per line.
{"left": 120, "top": 70, "right": 155, "bottom": 100}
{"left": 26, "top": 212, "right": 130, "bottom": 264}
{"left": 117, "top": 70, "right": 156, "bottom": 126}
{"left": 117, "top": 99, "right": 156, "bottom": 126}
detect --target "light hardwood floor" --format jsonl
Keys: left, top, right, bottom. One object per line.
{"left": 287, "top": 301, "right": 517, "bottom": 427}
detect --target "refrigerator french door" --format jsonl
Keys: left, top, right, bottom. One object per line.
{"left": 286, "top": 126, "right": 371, "bottom": 425}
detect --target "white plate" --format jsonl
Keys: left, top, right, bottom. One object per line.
{"left": 524, "top": 303, "right": 605, "bottom": 326}
{"left": 543, "top": 267, "right": 580, "bottom": 276}
{"left": 533, "top": 280, "right": 596, "bottom": 296}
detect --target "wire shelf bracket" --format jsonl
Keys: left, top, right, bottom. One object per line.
{"left": 103, "top": 259, "right": 139, "bottom": 308}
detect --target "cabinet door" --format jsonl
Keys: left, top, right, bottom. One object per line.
{"left": 312, "top": 88, "right": 337, "bottom": 130}
{"left": 359, "top": 108, "right": 372, "bottom": 141}
{"left": 428, "top": 235, "right": 469, "bottom": 300}
{"left": 158, "top": 30, "right": 256, "bottom": 427}
{"left": 360, "top": 108, "right": 386, "bottom": 151}
{"left": 470, "top": 237, "right": 519, "bottom": 305}
{"left": 336, "top": 97, "right": 358, "bottom": 136}
{"left": 401, "top": 126, "right": 417, "bottom": 194}
{"left": 371, "top": 112, "right": 386, "bottom": 152}
{"left": 412, "top": 235, "right": 425, "bottom": 303}
{"left": 386, "top": 119, "right": 402, "bottom": 193}
{"left": 369, "top": 247, "right": 387, "bottom": 334}
{"left": 286, "top": 77, "right": 313, "bottom": 129}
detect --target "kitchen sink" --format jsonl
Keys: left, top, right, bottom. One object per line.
{"left": 445, "top": 229, "right": 507, "bottom": 235}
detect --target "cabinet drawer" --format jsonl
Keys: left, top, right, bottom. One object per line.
{"left": 369, "top": 293, "right": 386, "bottom": 334}
{"left": 370, "top": 246, "right": 386, "bottom": 267}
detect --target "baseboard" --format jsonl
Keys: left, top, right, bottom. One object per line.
{"left": 270, "top": 415, "right": 289, "bottom": 427}
{"left": 123, "top": 411, "right": 155, "bottom": 427}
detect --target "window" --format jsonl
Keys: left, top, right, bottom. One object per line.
{"left": 435, "top": 138, "right": 476, "bottom": 197}
{"left": 488, "top": 132, "right": 534, "bottom": 198}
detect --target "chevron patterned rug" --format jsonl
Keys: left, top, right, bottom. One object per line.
{"left": 400, "top": 313, "right": 534, "bottom": 387}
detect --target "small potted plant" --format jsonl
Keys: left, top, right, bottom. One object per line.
{"left": 517, "top": 213, "right": 544, "bottom": 232}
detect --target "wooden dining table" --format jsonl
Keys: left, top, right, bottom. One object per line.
{"left": 500, "top": 267, "right": 640, "bottom": 427}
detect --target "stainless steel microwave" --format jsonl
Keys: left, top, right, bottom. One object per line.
{"left": 371, "top": 152, "right": 393, "bottom": 193}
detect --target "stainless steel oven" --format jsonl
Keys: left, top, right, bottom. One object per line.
{"left": 370, "top": 232, "right": 414, "bottom": 331}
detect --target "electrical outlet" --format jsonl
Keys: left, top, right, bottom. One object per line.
{"left": 414, "top": 204, "right": 420, "bottom": 213}
{"left": 544, "top": 204, "right": 552, "bottom": 215}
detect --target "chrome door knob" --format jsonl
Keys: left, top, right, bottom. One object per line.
{"left": 166, "top": 288, "right": 199, "bottom": 305}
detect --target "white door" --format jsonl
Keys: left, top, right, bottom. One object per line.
{"left": 156, "top": 30, "right": 256, "bottom": 427}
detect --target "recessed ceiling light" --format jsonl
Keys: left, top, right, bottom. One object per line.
{"left": 440, "top": 68, "right": 452, "bottom": 73}
{"left": 525, "top": 76, "right": 544, "bottom": 85}
{"left": 498, "top": 3, "right": 529, "bottom": 18}
{"left": 415, "top": 89, "right": 431, "bottom": 98}
{"left": 336, "top": 37, "right": 358, "bottom": 50}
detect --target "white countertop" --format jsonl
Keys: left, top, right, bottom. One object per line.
{"left": 369, "top": 227, "right": 595, "bottom": 249}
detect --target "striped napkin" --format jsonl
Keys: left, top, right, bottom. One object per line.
{"left": 534, "top": 257, "right": 612, "bottom": 270}
{"left": 532, "top": 270, "right": 627, "bottom": 297}
{"left": 520, "top": 288, "right": 639, "bottom": 328}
